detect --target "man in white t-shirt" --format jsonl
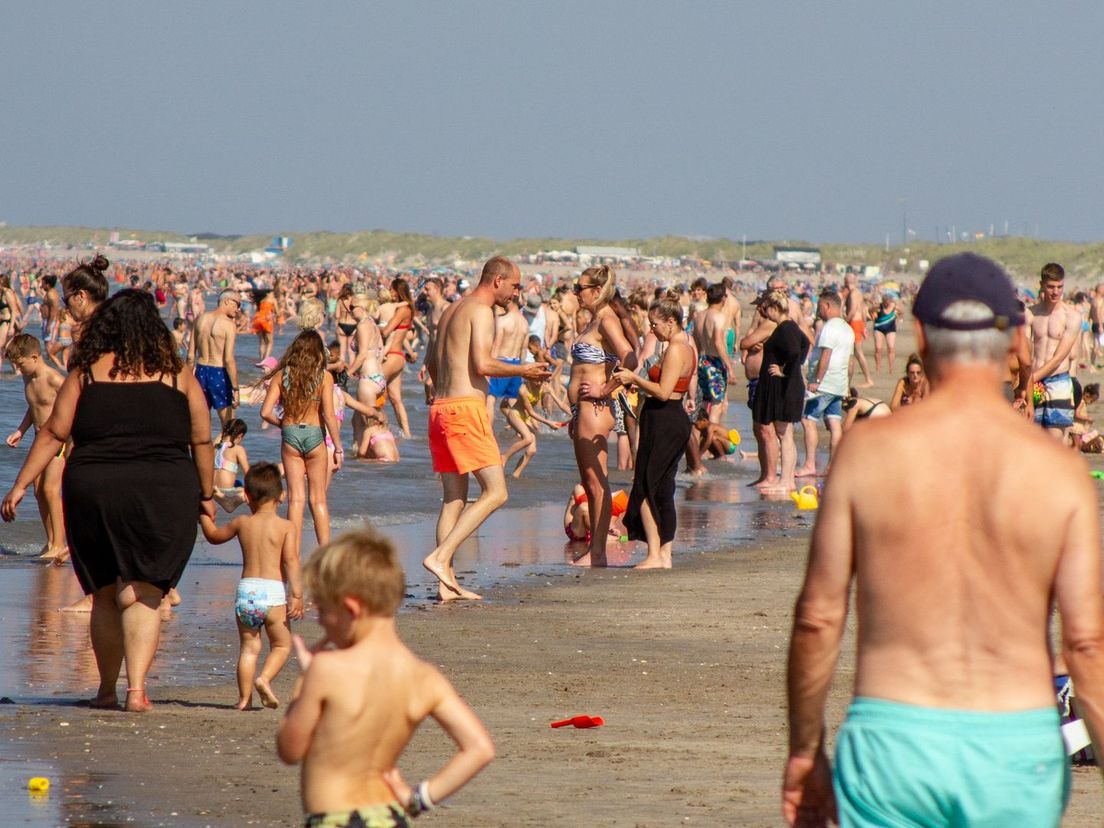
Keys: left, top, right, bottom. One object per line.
{"left": 796, "top": 290, "right": 854, "bottom": 477}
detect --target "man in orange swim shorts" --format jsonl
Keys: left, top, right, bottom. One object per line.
{"left": 423, "top": 256, "right": 550, "bottom": 601}
{"left": 843, "top": 272, "right": 874, "bottom": 387}
{"left": 428, "top": 397, "right": 500, "bottom": 474}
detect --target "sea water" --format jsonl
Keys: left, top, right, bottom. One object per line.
{"left": 0, "top": 317, "right": 814, "bottom": 702}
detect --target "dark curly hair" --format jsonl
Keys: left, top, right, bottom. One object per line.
{"left": 68, "top": 289, "right": 183, "bottom": 379}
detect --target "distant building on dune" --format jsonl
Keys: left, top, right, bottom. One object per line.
{"left": 576, "top": 245, "right": 641, "bottom": 265}
{"left": 773, "top": 246, "right": 821, "bottom": 266}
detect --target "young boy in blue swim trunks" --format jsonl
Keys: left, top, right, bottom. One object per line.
{"left": 277, "top": 528, "right": 494, "bottom": 828}
{"left": 200, "top": 462, "right": 302, "bottom": 710}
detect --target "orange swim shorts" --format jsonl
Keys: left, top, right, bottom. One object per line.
{"left": 429, "top": 396, "right": 501, "bottom": 475}
{"left": 849, "top": 319, "right": 866, "bottom": 342}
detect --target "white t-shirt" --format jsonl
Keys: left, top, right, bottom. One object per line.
{"left": 807, "top": 317, "right": 854, "bottom": 397}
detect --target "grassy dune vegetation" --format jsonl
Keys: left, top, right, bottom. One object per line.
{"left": 4, "top": 225, "right": 1104, "bottom": 283}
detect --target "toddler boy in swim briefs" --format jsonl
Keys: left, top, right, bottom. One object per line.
{"left": 199, "top": 463, "right": 302, "bottom": 710}
{"left": 277, "top": 529, "right": 494, "bottom": 827}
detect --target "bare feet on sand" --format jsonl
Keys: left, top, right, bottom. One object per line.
{"left": 634, "top": 557, "right": 672, "bottom": 570}
{"left": 423, "top": 556, "right": 482, "bottom": 601}
{"left": 254, "top": 677, "right": 280, "bottom": 709}
{"left": 89, "top": 692, "right": 118, "bottom": 709}
{"left": 570, "top": 551, "right": 608, "bottom": 568}
{"left": 752, "top": 477, "right": 780, "bottom": 489}
{"left": 758, "top": 485, "right": 795, "bottom": 498}
{"left": 236, "top": 697, "right": 255, "bottom": 711}
{"left": 794, "top": 467, "right": 818, "bottom": 478}
{"left": 38, "top": 546, "right": 67, "bottom": 562}
{"left": 125, "top": 688, "right": 152, "bottom": 713}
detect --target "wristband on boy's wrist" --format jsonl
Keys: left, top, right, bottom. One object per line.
{"left": 406, "top": 780, "right": 435, "bottom": 817}
{"left": 199, "top": 494, "right": 214, "bottom": 502}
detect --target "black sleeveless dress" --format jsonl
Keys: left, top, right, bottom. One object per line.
{"left": 624, "top": 396, "right": 692, "bottom": 545}
{"left": 752, "top": 320, "right": 809, "bottom": 425}
{"left": 62, "top": 374, "right": 199, "bottom": 594}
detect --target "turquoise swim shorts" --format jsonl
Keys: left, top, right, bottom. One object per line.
{"left": 834, "top": 697, "right": 1069, "bottom": 828}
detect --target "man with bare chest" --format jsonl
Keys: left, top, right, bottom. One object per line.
{"left": 784, "top": 254, "right": 1104, "bottom": 827}
{"left": 1028, "top": 262, "right": 1081, "bottom": 438}
{"left": 423, "top": 257, "right": 549, "bottom": 601}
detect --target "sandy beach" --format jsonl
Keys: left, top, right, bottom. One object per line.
{"left": 3, "top": 539, "right": 1101, "bottom": 827}
{"left": 3, "top": 301, "right": 1103, "bottom": 826}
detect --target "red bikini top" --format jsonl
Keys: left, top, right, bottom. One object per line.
{"left": 648, "top": 364, "right": 691, "bottom": 394}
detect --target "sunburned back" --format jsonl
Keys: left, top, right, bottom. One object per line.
{"left": 302, "top": 643, "right": 437, "bottom": 811}
{"left": 844, "top": 392, "right": 1084, "bottom": 710}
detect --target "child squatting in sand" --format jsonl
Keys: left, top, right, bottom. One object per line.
{"left": 200, "top": 462, "right": 303, "bottom": 710}
{"left": 277, "top": 528, "right": 494, "bottom": 827}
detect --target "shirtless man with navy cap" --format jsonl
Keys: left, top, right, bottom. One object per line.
{"left": 784, "top": 252, "right": 1104, "bottom": 827}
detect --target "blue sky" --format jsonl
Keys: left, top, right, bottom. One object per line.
{"left": 4, "top": 2, "right": 1102, "bottom": 243}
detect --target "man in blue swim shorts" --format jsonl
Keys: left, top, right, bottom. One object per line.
{"left": 784, "top": 254, "right": 1104, "bottom": 828}
{"left": 484, "top": 296, "right": 529, "bottom": 422}
{"left": 1028, "top": 262, "right": 1082, "bottom": 440}
{"left": 190, "top": 288, "right": 242, "bottom": 428}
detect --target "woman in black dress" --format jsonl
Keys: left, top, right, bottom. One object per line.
{"left": 612, "top": 296, "right": 694, "bottom": 569}
{"left": 2, "top": 290, "right": 215, "bottom": 712}
{"left": 752, "top": 289, "right": 809, "bottom": 495}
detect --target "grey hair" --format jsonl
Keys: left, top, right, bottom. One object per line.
{"left": 922, "top": 300, "right": 1012, "bottom": 368}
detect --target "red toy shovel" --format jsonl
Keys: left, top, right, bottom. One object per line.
{"left": 551, "top": 715, "right": 604, "bottom": 729}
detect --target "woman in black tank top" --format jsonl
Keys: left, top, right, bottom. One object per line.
{"left": 2, "top": 289, "right": 215, "bottom": 712}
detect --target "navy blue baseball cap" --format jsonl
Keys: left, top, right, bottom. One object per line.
{"left": 913, "top": 253, "right": 1024, "bottom": 331}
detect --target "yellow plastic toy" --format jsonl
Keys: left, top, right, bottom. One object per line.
{"left": 28, "top": 777, "right": 49, "bottom": 793}
{"left": 790, "top": 485, "right": 819, "bottom": 510}
{"left": 727, "top": 429, "right": 740, "bottom": 446}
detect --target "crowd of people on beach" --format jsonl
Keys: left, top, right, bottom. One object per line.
{"left": 3, "top": 249, "right": 1104, "bottom": 825}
